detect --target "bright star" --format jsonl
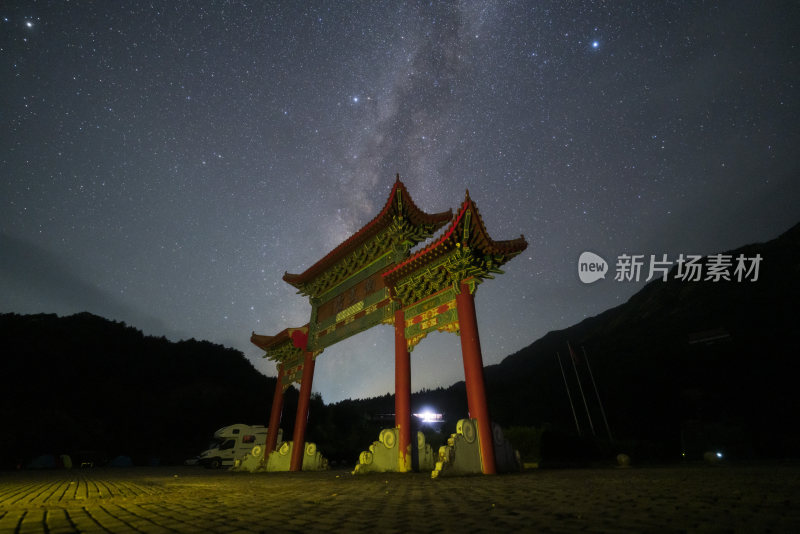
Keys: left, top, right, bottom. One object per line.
{"left": 26, "top": 21, "right": 34, "bottom": 28}
{"left": 592, "top": 41, "right": 599, "bottom": 49}
{"left": 352, "top": 96, "right": 359, "bottom": 103}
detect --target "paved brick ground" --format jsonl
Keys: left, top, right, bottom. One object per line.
{"left": 1, "top": 463, "right": 799, "bottom": 533}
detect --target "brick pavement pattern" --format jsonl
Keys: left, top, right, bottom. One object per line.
{"left": 1, "top": 464, "right": 799, "bottom": 533}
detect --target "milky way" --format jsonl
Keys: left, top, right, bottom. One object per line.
{"left": 2, "top": 2, "right": 798, "bottom": 403}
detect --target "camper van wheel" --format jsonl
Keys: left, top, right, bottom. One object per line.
{"left": 209, "top": 458, "right": 221, "bottom": 469}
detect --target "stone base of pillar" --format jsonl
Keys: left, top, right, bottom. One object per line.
{"left": 352, "top": 428, "right": 435, "bottom": 474}
{"left": 431, "top": 419, "right": 521, "bottom": 478}
{"left": 234, "top": 441, "right": 329, "bottom": 472}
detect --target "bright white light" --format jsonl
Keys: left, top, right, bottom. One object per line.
{"left": 413, "top": 408, "right": 443, "bottom": 423}
{"left": 26, "top": 21, "right": 34, "bottom": 28}
{"left": 716, "top": 451, "right": 723, "bottom": 459}
{"left": 592, "top": 41, "right": 599, "bottom": 49}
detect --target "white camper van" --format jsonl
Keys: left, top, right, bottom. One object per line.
{"left": 197, "top": 424, "right": 281, "bottom": 469}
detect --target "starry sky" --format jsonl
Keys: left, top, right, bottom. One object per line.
{"left": 2, "top": 1, "right": 798, "bottom": 404}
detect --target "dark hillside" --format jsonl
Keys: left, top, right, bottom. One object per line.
{"left": 0, "top": 312, "right": 292, "bottom": 468}
{"left": 480, "top": 222, "right": 800, "bottom": 459}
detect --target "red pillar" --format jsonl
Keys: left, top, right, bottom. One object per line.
{"left": 394, "top": 308, "right": 412, "bottom": 472}
{"left": 290, "top": 351, "right": 316, "bottom": 471}
{"left": 455, "top": 281, "right": 497, "bottom": 474}
{"left": 264, "top": 365, "right": 285, "bottom": 463}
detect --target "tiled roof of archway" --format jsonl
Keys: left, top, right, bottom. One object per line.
{"left": 250, "top": 325, "right": 309, "bottom": 351}
{"left": 282, "top": 175, "right": 452, "bottom": 289}
{"left": 382, "top": 190, "right": 528, "bottom": 286}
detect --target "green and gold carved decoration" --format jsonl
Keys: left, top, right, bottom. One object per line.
{"left": 279, "top": 351, "right": 305, "bottom": 392}
{"left": 403, "top": 288, "right": 460, "bottom": 351}
{"left": 283, "top": 177, "right": 451, "bottom": 299}
{"left": 250, "top": 326, "right": 310, "bottom": 390}
{"left": 264, "top": 340, "right": 302, "bottom": 364}
{"left": 383, "top": 191, "right": 528, "bottom": 308}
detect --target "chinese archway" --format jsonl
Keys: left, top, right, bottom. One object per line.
{"left": 250, "top": 175, "right": 527, "bottom": 475}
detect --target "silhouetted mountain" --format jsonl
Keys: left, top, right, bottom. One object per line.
{"left": 0, "top": 312, "right": 299, "bottom": 468}
{"left": 477, "top": 221, "right": 800, "bottom": 459}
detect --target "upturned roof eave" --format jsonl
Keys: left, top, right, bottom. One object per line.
{"left": 250, "top": 325, "right": 306, "bottom": 351}
{"left": 282, "top": 177, "right": 452, "bottom": 288}
{"left": 382, "top": 193, "right": 528, "bottom": 285}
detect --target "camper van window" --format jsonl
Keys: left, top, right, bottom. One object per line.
{"left": 232, "top": 429, "right": 240, "bottom": 434}
{"left": 242, "top": 435, "right": 255, "bottom": 444}
{"left": 220, "top": 439, "right": 235, "bottom": 450}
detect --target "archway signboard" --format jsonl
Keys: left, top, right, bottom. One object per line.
{"left": 251, "top": 176, "right": 527, "bottom": 475}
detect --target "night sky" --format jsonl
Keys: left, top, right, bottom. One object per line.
{"left": 2, "top": 2, "right": 798, "bottom": 404}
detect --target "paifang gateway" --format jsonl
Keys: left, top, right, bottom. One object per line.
{"left": 250, "top": 175, "right": 527, "bottom": 476}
